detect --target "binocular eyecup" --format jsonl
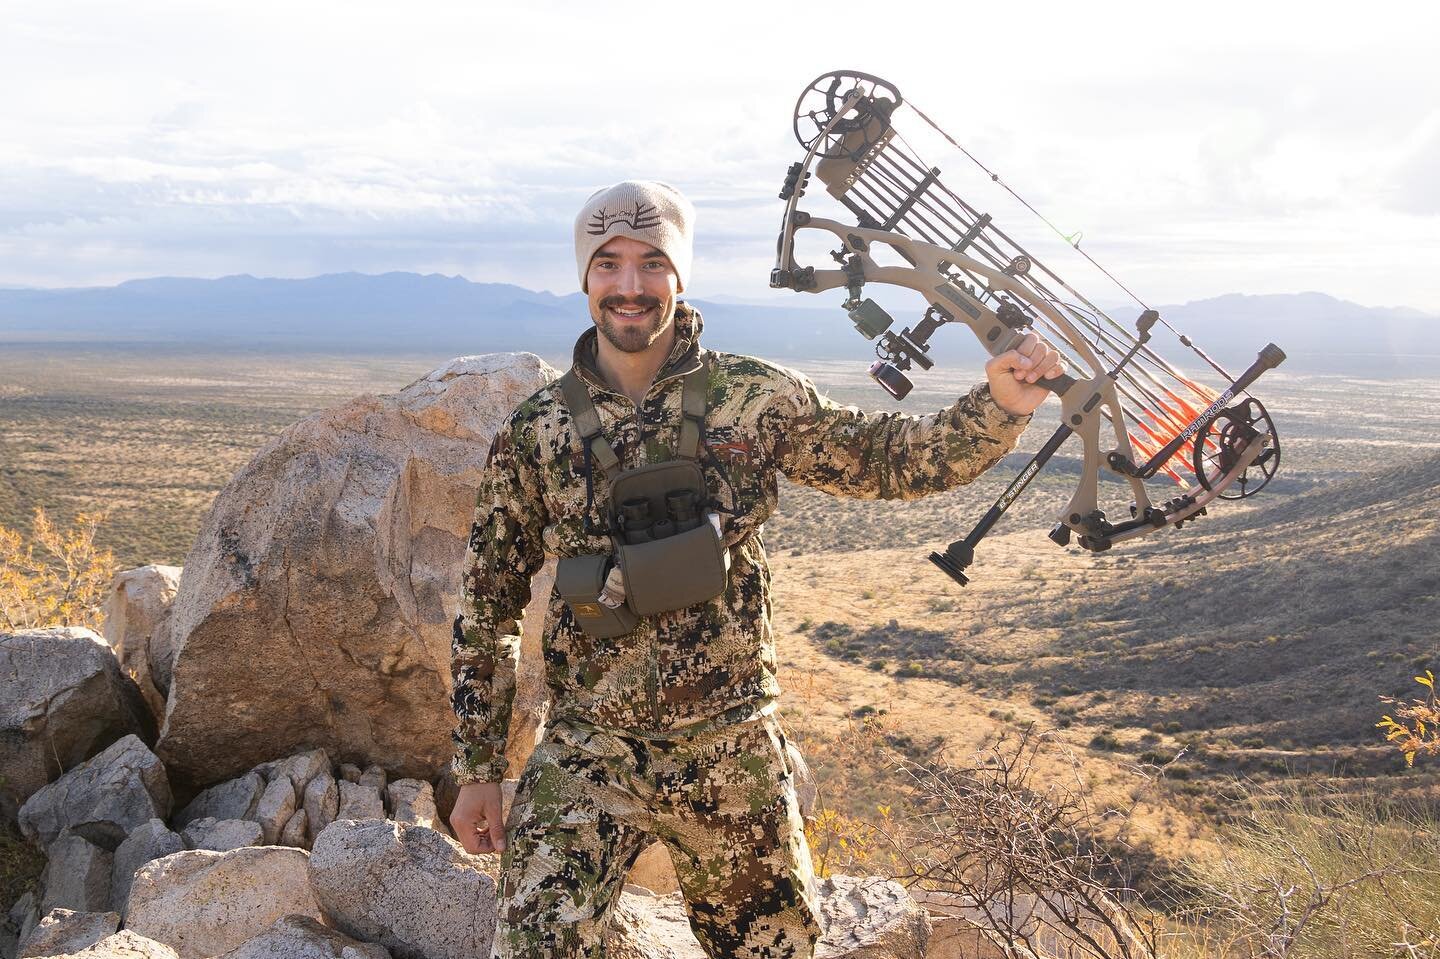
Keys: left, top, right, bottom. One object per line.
{"left": 619, "top": 489, "right": 704, "bottom": 544}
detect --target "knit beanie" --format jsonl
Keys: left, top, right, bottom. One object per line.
{"left": 573, "top": 180, "right": 694, "bottom": 293}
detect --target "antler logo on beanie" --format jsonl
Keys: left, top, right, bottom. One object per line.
{"left": 586, "top": 201, "right": 662, "bottom": 236}
{"left": 574, "top": 181, "right": 694, "bottom": 293}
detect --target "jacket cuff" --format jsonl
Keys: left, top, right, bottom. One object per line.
{"left": 966, "top": 382, "right": 1032, "bottom": 438}
{"left": 450, "top": 748, "right": 508, "bottom": 786}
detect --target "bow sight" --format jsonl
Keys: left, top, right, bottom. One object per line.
{"left": 770, "top": 70, "right": 1286, "bottom": 585}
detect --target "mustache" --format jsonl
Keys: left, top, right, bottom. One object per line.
{"left": 599, "top": 295, "right": 661, "bottom": 311}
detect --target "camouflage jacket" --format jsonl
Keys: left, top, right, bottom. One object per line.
{"left": 450, "top": 303, "right": 1031, "bottom": 784}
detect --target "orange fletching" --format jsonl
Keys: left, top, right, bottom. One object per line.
{"left": 1126, "top": 431, "right": 1188, "bottom": 486}
{"left": 1180, "top": 376, "right": 1220, "bottom": 404}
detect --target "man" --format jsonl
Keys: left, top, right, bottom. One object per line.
{"left": 450, "top": 180, "right": 1062, "bottom": 958}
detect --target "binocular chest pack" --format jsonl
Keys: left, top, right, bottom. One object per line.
{"left": 554, "top": 360, "right": 729, "bottom": 638}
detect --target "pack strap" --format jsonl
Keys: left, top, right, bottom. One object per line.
{"left": 677, "top": 354, "right": 710, "bottom": 460}
{"left": 559, "top": 370, "right": 621, "bottom": 473}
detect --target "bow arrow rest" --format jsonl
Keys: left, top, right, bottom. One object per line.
{"left": 769, "top": 69, "right": 1287, "bottom": 586}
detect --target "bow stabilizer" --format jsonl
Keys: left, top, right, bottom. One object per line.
{"left": 770, "top": 69, "right": 1286, "bottom": 586}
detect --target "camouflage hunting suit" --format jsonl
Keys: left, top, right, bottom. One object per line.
{"left": 450, "top": 303, "right": 1031, "bottom": 956}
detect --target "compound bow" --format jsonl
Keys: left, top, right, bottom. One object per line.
{"left": 770, "top": 70, "right": 1285, "bottom": 585}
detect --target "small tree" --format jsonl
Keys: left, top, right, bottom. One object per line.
{"left": 0, "top": 506, "right": 117, "bottom": 631}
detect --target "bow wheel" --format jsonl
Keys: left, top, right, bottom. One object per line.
{"left": 793, "top": 70, "right": 902, "bottom": 159}
{"left": 1193, "top": 398, "right": 1281, "bottom": 499}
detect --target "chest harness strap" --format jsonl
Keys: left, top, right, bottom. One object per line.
{"left": 558, "top": 355, "right": 709, "bottom": 471}
{"left": 554, "top": 355, "right": 728, "bottom": 636}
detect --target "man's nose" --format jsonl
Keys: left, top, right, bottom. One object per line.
{"left": 615, "top": 263, "right": 644, "bottom": 295}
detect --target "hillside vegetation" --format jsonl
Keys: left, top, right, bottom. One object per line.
{"left": 3, "top": 343, "right": 1436, "bottom": 918}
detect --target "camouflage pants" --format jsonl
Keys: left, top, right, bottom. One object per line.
{"left": 491, "top": 710, "right": 821, "bottom": 958}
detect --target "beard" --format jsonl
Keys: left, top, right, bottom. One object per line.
{"left": 595, "top": 294, "right": 672, "bottom": 354}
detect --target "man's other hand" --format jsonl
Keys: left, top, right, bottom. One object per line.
{"left": 450, "top": 781, "right": 507, "bottom": 855}
{"left": 985, "top": 332, "right": 1065, "bottom": 417}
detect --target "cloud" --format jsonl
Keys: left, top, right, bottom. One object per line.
{"left": 1, "top": 0, "right": 1439, "bottom": 311}
{"left": 1384, "top": 112, "right": 1440, "bottom": 216}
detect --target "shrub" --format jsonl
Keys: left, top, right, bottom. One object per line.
{"left": 1378, "top": 670, "right": 1440, "bottom": 766}
{"left": 1089, "top": 732, "right": 1121, "bottom": 751}
{"left": 888, "top": 728, "right": 1160, "bottom": 958}
{"left": 0, "top": 507, "right": 117, "bottom": 631}
{"left": 805, "top": 804, "right": 893, "bottom": 879}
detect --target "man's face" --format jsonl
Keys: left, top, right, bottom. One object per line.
{"left": 586, "top": 235, "right": 681, "bottom": 355}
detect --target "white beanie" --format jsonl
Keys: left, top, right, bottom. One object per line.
{"left": 574, "top": 180, "right": 694, "bottom": 293}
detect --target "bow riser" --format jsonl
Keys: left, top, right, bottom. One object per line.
{"left": 782, "top": 213, "right": 1158, "bottom": 536}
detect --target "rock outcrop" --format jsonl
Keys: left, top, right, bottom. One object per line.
{"left": 153, "top": 353, "right": 559, "bottom": 797}
{"left": 178, "top": 818, "right": 263, "bottom": 853}
{"left": 38, "top": 834, "right": 113, "bottom": 914}
{"left": 171, "top": 772, "right": 264, "bottom": 830}
{"left": 110, "top": 821, "right": 186, "bottom": 913}
{"left": 601, "top": 876, "right": 931, "bottom": 959}
{"left": 100, "top": 566, "right": 182, "bottom": 725}
{"left": 210, "top": 915, "right": 392, "bottom": 958}
{"left": 36, "top": 929, "right": 179, "bottom": 958}
{"left": 16, "top": 908, "right": 119, "bottom": 958}
{"left": 1, "top": 629, "right": 155, "bottom": 824}
{"left": 18, "top": 735, "right": 171, "bottom": 851}
{"left": 123, "top": 847, "right": 321, "bottom": 958}
{"left": 814, "top": 875, "right": 931, "bottom": 958}
{"left": 6, "top": 891, "right": 41, "bottom": 956}
{"left": 307, "top": 819, "right": 498, "bottom": 959}
{"left": 2, "top": 353, "right": 958, "bottom": 959}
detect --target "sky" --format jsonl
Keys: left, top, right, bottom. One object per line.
{"left": 2, "top": 0, "right": 1438, "bottom": 312}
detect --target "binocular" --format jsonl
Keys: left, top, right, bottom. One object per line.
{"left": 618, "top": 489, "right": 704, "bottom": 544}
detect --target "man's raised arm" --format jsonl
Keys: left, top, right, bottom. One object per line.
{"left": 767, "top": 366, "right": 1033, "bottom": 500}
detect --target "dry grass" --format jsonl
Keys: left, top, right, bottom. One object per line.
{"left": 1160, "top": 783, "right": 1440, "bottom": 958}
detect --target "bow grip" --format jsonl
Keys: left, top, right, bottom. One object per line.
{"left": 1039, "top": 372, "right": 1076, "bottom": 396}
{"left": 996, "top": 327, "right": 1074, "bottom": 396}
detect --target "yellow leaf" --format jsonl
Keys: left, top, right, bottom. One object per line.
{"left": 1418, "top": 674, "right": 1435, "bottom": 690}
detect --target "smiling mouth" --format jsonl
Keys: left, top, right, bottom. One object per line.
{"left": 609, "top": 305, "right": 653, "bottom": 319}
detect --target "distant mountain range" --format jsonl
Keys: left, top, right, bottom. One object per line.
{"left": 1, "top": 272, "right": 1436, "bottom": 375}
